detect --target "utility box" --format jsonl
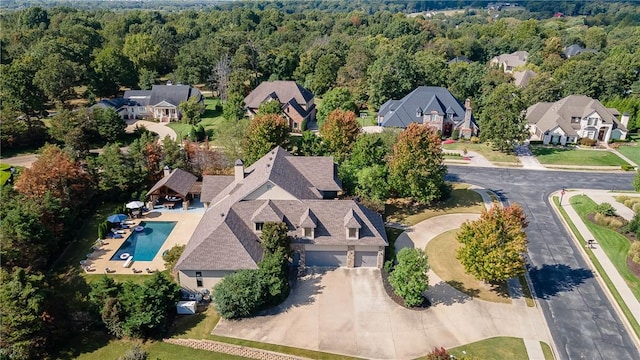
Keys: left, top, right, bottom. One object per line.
{"left": 176, "top": 301, "right": 197, "bottom": 315}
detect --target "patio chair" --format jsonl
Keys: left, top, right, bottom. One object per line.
{"left": 113, "top": 234, "right": 123, "bottom": 239}
{"left": 105, "top": 267, "right": 112, "bottom": 273}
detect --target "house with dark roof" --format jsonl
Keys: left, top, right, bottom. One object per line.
{"left": 377, "top": 86, "right": 478, "bottom": 139}
{"left": 527, "top": 95, "right": 629, "bottom": 145}
{"left": 490, "top": 51, "right": 529, "bottom": 73}
{"left": 448, "top": 56, "right": 471, "bottom": 65}
{"left": 243, "top": 81, "right": 316, "bottom": 131}
{"left": 147, "top": 167, "right": 199, "bottom": 210}
{"left": 564, "top": 44, "right": 598, "bottom": 59}
{"left": 175, "top": 147, "right": 387, "bottom": 290}
{"left": 94, "top": 83, "right": 203, "bottom": 122}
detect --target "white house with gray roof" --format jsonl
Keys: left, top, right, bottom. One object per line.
{"left": 527, "top": 95, "right": 628, "bottom": 145}
{"left": 95, "top": 83, "right": 203, "bottom": 122}
{"left": 175, "top": 147, "right": 387, "bottom": 291}
{"left": 377, "top": 86, "right": 478, "bottom": 139}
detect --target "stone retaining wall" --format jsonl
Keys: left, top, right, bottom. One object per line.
{"left": 163, "top": 338, "right": 310, "bottom": 360}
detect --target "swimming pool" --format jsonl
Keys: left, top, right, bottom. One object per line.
{"left": 110, "top": 221, "right": 177, "bottom": 261}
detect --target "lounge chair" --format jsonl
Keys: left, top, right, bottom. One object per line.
{"left": 105, "top": 267, "right": 113, "bottom": 273}
{"left": 83, "top": 265, "right": 95, "bottom": 272}
{"left": 113, "top": 234, "right": 123, "bottom": 239}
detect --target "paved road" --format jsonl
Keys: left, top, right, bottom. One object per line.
{"left": 447, "top": 165, "right": 639, "bottom": 360}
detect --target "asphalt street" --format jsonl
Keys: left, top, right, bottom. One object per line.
{"left": 447, "top": 166, "right": 640, "bottom": 360}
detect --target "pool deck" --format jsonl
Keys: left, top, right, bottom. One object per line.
{"left": 82, "top": 205, "right": 205, "bottom": 275}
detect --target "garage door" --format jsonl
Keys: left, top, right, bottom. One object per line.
{"left": 306, "top": 250, "right": 347, "bottom": 267}
{"left": 355, "top": 251, "right": 378, "bottom": 267}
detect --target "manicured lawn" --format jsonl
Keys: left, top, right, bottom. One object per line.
{"left": 570, "top": 195, "right": 640, "bottom": 301}
{"left": 166, "top": 122, "right": 192, "bottom": 140}
{"left": 540, "top": 341, "right": 555, "bottom": 360}
{"left": 531, "top": 146, "right": 628, "bottom": 166}
{"left": 426, "top": 229, "right": 511, "bottom": 303}
{"left": 442, "top": 142, "right": 520, "bottom": 164}
{"left": 554, "top": 196, "right": 640, "bottom": 338}
{"left": 616, "top": 144, "right": 640, "bottom": 165}
{"left": 166, "top": 98, "right": 227, "bottom": 140}
{"left": 448, "top": 337, "right": 528, "bottom": 360}
{"left": 168, "top": 303, "right": 219, "bottom": 340}
{"left": 385, "top": 183, "right": 484, "bottom": 226}
{"left": 0, "top": 163, "right": 12, "bottom": 185}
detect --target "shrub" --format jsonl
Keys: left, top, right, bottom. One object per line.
{"left": 97, "top": 221, "right": 109, "bottom": 239}
{"left": 383, "top": 259, "right": 395, "bottom": 273}
{"left": 528, "top": 140, "right": 543, "bottom": 145}
{"left": 630, "top": 242, "right": 640, "bottom": 264}
{"left": 579, "top": 138, "right": 597, "bottom": 146}
{"left": 388, "top": 248, "right": 429, "bottom": 307}
{"left": 213, "top": 270, "right": 266, "bottom": 319}
{"left": 163, "top": 245, "right": 185, "bottom": 274}
{"left": 119, "top": 345, "right": 147, "bottom": 360}
{"left": 425, "top": 347, "right": 450, "bottom": 360}
{"left": 594, "top": 213, "right": 625, "bottom": 229}
{"left": 621, "top": 164, "right": 635, "bottom": 171}
{"left": 452, "top": 129, "right": 459, "bottom": 140}
{"left": 470, "top": 136, "right": 480, "bottom": 143}
{"left": 595, "top": 202, "right": 617, "bottom": 217}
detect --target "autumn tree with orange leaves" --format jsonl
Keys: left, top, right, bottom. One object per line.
{"left": 456, "top": 203, "right": 529, "bottom": 282}
{"left": 15, "top": 144, "right": 92, "bottom": 208}
{"left": 319, "top": 109, "right": 361, "bottom": 162}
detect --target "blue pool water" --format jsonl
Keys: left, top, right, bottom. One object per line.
{"left": 110, "top": 221, "right": 177, "bottom": 261}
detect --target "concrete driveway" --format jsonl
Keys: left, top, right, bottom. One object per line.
{"left": 213, "top": 267, "right": 551, "bottom": 360}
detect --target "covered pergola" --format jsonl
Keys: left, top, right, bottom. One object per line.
{"left": 147, "top": 168, "right": 197, "bottom": 210}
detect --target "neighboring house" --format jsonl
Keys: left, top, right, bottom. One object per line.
{"left": 448, "top": 56, "right": 471, "bottom": 65}
{"left": 94, "top": 83, "right": 204, "bottom": 122}
{"left": 564, "top": 44, "right": 598, "bottom": 59}
{"left": 243, "top": 81, "right": 316, "bottom": 131}
{"left": 377, "top": 86, "right": 478, "bottom": 139}
{"left": 513, "top": 69, "right": 537, "bottom": 88}
{"left": 527, "top": 95, "right": 629, "bottom": 145}
{"left": 490, "top": 50, "right": 529, "bottom": 73}
{"left": 175, "top": 147, "right": 387, "bottom": 291}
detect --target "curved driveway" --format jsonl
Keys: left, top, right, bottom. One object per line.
{"left": 447, "top": 166, "right": 639, "bottom": 360}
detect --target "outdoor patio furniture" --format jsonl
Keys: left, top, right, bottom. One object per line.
{"left": 163, "top": 202, "right": 175, "bottom": 209}
{"left": 105, "top": 267, "right": 114, "bottom": 273}
{"left": 83, "top": 265, "right": 95, "bottom": 272}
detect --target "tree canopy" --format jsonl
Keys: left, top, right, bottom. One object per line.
{"left": 242, "top": 114, "right": 290, "bottom": 165}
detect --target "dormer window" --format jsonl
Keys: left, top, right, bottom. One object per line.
{"left": 347, "top": 227, "right": 359, "bottom": 239}
{"left": 255, "top": 222, "right": 264, "bottom": 232}
{"left": 344, "top": 208, "right": 361, "bottom": 240}
{"left": 416, "top": 108, "right": 423, "bottom": 117}
{"left": 302, "top": 227, "right": 314, "bottom": 239}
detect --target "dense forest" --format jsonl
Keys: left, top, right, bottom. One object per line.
{"left": 1, "top": 2, "right": 640, "bottom": 358}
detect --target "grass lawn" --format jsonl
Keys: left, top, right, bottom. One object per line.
{"left": 0, "top": 163, "right": 12, "bottom": 185}
{"left": 385, "top": 183, "right": 484, "bottom": 226}
{"left": 616, "top": 144, "right": 640, "bottom": 165}
{"left": 442, "top": 142, "right": 520, "bottom": 164}
{"left": 167, "top": 98, "right": 227, "bottom": 140}
{"left": 531, "top": 146, "right": 628, "bottom": 166}
{"left": 540, "top": 341, "right": 555, "bottom": 360}
{"left": 448, "top": 337, "right": 528, "bottom": 360}
{"left": 426, "top": 229, "right": 511, "bottom": 303}
{"left": 168, "top": 303, "right": 219, "bottom": 340}
{"left": 570, "top": 195, "right": 640, "bottom": 301}
{"left": 554, "top": 196, "right": 640, "bottom": 338}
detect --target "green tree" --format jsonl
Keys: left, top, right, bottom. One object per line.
{"left": 162, "top": 136, "right": 187, "bottom": 170}
{"left": 355, "top": 165, "right": 390, "bottom": 201}
{"left": 216, "top": 118, "right": 248, "bottom": 164}
{"left": 260, "top": 222, "right": 291, "bottom": 255}
{"left": 223, "top": 93, "right": 246, "bottom": 121}
{"left": 93, "top": 107, "right": 126, "bottom": 143}
{"left": 295, "top": 131, "right": 326, "bottom": 156}
{"left": 0, "top": 110, "right": 47, "bottom": 149}
{"left": 388, "top": 123, "right": 446, "bottom": 203}
{"left": 213, "top": 270, "right": 266, "bottom": 319}
{"left": 0, "top": 58, "right": 48, "bottom": 116}
{"left": 95, "top": 144, "right": 132, "bottom": 193}
{"left": 368, "top": 49, "right": 418, "bottom": 109}
{"left": 0, "top": 268, "right": 50, "bottom": 360}
{"left": 256, "top": 100, "right": 283, "bottom": 116}
{"left": 310, "top": 53, "right": 342, "bottom": 95}
{"left": 32, "top": 53, "right": 80, "bottom": 105}
{"left": 456, "top": 204, "right": 529, "bottom": 283}
{"left": 259, "top": 249, "right": 290, "bottom": 305}
{"left": 163, "top": 245, "right": 185, "bottom": 274}
{"left": 414, "top": 51, "right": 448, "bottom": 87}
{"left": 123, "top": 33, "right": 161, "bottom": 72}
{"left": 242, "top": 114, "right": 290, "bottom": 165}
{"left": 90, "top": 46, "right": 137, "bottom": 98}
{"left": 319, "top": 109, "right": 361, "bottom": 162}
{"left": 178, "top": 96, "right": 205, "bottom": 125}
{"left": 138, "top": 68, "right": 157, "bottom": 90}
{"left": 479, "top": 83, "right": 528, "bottom": 153}
{"left": 316, "top": 87, "right": 357, "bottom": 126}
{"left": 388, "top": 248, "right": 429, "bottom": 307}
{"left": 48, "top": 108, "right": 95, "bottom": 156}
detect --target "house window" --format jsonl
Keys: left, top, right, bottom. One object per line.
{"left": 293, "top": 122, "right": 298, "bottom": 129}
{"left": 587, "top": 117, "right": 595, "bottom": 126}
{"left": 347, "top": 228, "right": 358, "bottom": 239}
{"left": 255, "top": 222, "right": 264, "bottom": 231}
{"left": 303, "top": 227, "right": 313, "bottom": 238}
{"left": 196, "top": 271, "right": 203, "bottom": 287}
{"left": 571, "top": 117, "right": 580, "bottom": 123}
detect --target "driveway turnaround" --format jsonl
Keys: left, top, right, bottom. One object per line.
{"left": 213, "top": 267, "right": 551, "bottom": 360}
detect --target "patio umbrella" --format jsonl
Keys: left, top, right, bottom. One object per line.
{"left": 107, "top": 214, "right": 128, "bottom": 223}
{"left": 125, "top": 201, "right": 145, "bottom": 209}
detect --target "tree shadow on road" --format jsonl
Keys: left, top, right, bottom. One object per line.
{"left": 529, "top": 263, "right": 594, "bottom": 299}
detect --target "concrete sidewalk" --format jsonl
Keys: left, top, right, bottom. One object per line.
{"left": 554, "top": 190, "right": 640, "bottom": 349}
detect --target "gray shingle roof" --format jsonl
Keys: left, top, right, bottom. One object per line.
{"left": 244, "top": 81, "right": 314, "bottom": 109}
{"left": 174, "top": 147, "right": 386, "bottom": 272}
{"left": 147, "top": 169, "right": 197, "bottom": 197}
{"left": 564, "top": 44, "right": 598, "bottom": 58}
{"left": 526, "top": 95, "right": 627, "bottom": 136}
{"left": 123, "top": 85, "right": 203, "bottom": 108}
{"left": 378, "top": 86, "right": 475, "bottom": 129}
{"left": 200, "top": 175, "right": 234, "bottom": 203}
{"left": 513, "top": 69, "right": 537, "bottom": 87}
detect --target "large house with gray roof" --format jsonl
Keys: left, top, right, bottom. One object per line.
{"left": 490, "top": 50, "right": 529, "bottom": 73}
{"left": 175, "top": 147, "right": 388, "bottom": 291}
{"left": 527, "top": 95, "right": 628, "bottom": 145}
{"left": 243, "top": 81, "right": 316, "bottom": 131}
{"left": 94, "top": 83, "right": 203, "bottom": 122}
{"left": 377, "top": 86, "right": 478, "bottom": 139}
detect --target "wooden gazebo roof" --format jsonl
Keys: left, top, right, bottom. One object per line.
{"left": 147, "top": 169, "right": 197, "bottom": 198}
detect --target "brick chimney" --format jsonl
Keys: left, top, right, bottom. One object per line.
{"left": 621, "top": 112, "right": 630, "bottom": 128}
{"left": 234, "top": 159, "right": 244, "bottom": 182}
{"left": 163, "top": 166, "right": 171, "bottom": 177}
